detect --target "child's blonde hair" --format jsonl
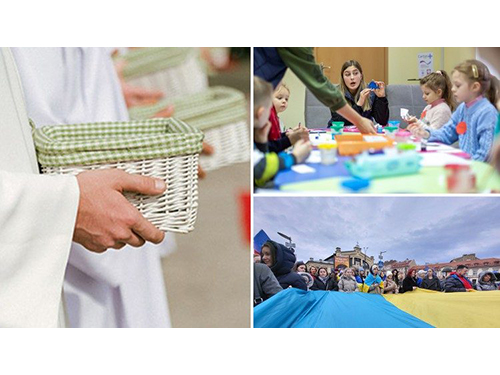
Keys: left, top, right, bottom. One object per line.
{"left": 453, "top": 60, "right": 500, "bottom": 106}
{"left": 420, "top": 70, "right": 456, "bottom": 111}
{"left": 254, "top": 76, "right": 273, "bottom": 121}
{"left": 274, "top": 82, "right": 290, "bottom": 96}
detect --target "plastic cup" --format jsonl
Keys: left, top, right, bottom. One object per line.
{"left": 318, "top": 143, "right": 338, "bottom": 165}
{"left": 330, "top": 122, "right": 344, "bottom": 135}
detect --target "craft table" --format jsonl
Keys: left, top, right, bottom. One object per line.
{"left": 273, "top": 128, "right": 500, "bottom": 194}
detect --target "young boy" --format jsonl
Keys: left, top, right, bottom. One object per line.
{"left": 253, "top": 76, "right": 311, "bottom": 188}
{"left": 267, "top": 82, "right": 309, "bottom": 153}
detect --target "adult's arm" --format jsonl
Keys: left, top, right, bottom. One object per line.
{"left": 277, "top": 48, "right": 376, "bottom": 134}
{"left": 444, "top": 278, "right": 466, "bottom": 293}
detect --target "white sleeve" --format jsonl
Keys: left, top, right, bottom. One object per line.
{"left": 0, "top": 171, "right": 79, "bottom": 327}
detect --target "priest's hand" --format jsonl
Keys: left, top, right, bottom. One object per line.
{"left": 74, "top": 170, "right": 166, "bottom": 253}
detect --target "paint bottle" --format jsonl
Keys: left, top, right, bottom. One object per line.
{"left": 445, "top": 164, "right": 476, "bottom": 193}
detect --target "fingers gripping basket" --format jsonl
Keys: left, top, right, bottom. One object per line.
{"left": 129, "top": 86, "right": 250, "bottom": 172}
{"left": 33, "top": 118, "right": 204, "bottom": 234}
{"left": 120, "top": 47, "right": 208, "bottom": 99}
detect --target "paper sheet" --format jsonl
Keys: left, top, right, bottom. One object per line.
{"left": 291, "top": 164, "right": 316, "bottom": 174}
{"left": 400, "top": 108, "right": 409, "bottom": 119}
{"left": 419, "top": 152, "right": 471, "bottom": 167}
{"left": 305, "top": 150, "right": 321, "bottom": 164}
{"left": 425, "top": 142, "right": 460, "bottom": 153}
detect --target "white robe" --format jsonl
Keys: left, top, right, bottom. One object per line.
{"left": 0, "top": 48, "right": 79, "bottom": 327}
{"left": 11, "top": 47, "right": 172, "bottom": 328}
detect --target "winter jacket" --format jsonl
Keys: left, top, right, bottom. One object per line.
{"left": 253, "top": 143, "right": 295, "bottom": 188}
{"left": 310, "top": 276, "right": 328, "bottom": 291}
{"left": 254, "top": 263, "right": 283, "bottom": 306}
{"left": 402, "top": 276, "right": 418, "bottom": 293}
{"left": 326, "top": 276, "right": 339, "bottom": 291}
{"left": 444, "top": 272, "right": 473, "bottom": 292}
{"left": 420, "top": 276, "right": 441, "bottom": 291}
{"left": 383, "top": 278, "right": 398, "bottom": 294}
{"left": 265, "top": 241, "right": 307, "bottom": 291}
{"left": 328, "top": 89, "right": 389, "bottom": 126}
{"left": 338, "top": 275, "right": 358, "bottom": 292}
{"left": 476, "top": 271, "right": 497, "bottom": 291}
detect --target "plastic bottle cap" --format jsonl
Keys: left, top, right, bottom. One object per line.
{"left": 445, "top": 164, "right": 470, "bottom": 171}
{"left": 318, "top": 143, "right": 337, "bottom": 149}
{"left": 384, "top": 126, "right": 398, "bottom": 133}
{"left": 397, "top": 143, "right": 416, "bottom": 151}
{"left": 341, "top": 178, "right": 371, "bottom": 192}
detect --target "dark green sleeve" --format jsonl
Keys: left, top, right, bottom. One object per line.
{"left": 277, "top": 47, "right": 346, "bottom": 112}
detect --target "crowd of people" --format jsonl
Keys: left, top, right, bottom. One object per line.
{"left": 253, "top": 240, "right": 500, "bottom": 306}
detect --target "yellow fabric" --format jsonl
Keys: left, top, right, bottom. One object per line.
{"left": 361, "top": 281, "right": 384, "bottom": 293}
{"left": 383, "top": 288, "right": 500, "bottom": 328}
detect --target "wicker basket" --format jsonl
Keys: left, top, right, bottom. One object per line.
{"left": 120, "top": 47, "right": 208, "bottom": 99}
{"left": 33, "top": 118, "right": 204, "bottom": 234}
{"left": 128, "top": 86, "right": 250, "bottom": 171}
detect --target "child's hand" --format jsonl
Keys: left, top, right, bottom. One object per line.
{"left": 405, "top": 115, "right": 418, "bottom": 124}
{"left": 292, "top": 139, "right": 312, "bottom": 164}
{"left": 356, "top": 89, "right": 372, "bottom": 107}
{"left": 287, "top": 126, "right": 309, "bottom": 145}
{"left": 373, "top": 81, "right": 386, "bottom": 97}
{"left": 254, "top": 121, "right": 271, "bottom": 144}
{"left": 408, "top": 123, "right": 430, "bottom": 139}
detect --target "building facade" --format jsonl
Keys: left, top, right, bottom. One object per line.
{"left": 305, "top": 244, "right": 374, "bottom": 274}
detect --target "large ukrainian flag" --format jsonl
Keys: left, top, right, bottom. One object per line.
{"left": 254, "top": 288, "right": 500, "bottom": 328}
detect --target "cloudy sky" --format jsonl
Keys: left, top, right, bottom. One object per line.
{"left": 254, "top": 197, "right": 500, "bottom": 265}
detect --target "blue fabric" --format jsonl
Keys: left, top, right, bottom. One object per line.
{"left": 254, "top": 288, "right": 434, "bottom": 328}
{"left": 364, "top": 273, "right": 382, "bottom": 287}
{"left": 254, "top": 47, "right": 287, "bottom": 89}
{"left": 428, "top": 98, "right": 497, "bottom": 161}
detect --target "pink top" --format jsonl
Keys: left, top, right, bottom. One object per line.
{"left": 466, "top": 95, "right": 483, "bottom": 108}
{"left": 430, "top": 98, "right": 445, "bottom": 108}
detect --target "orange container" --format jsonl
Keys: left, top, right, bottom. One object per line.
{"left": 334, "top": 134, "right": 395, "bottom": 156}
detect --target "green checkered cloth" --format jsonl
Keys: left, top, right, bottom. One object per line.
{"left": 34, "top": 117, "right": 204, "bottom": 167}
{"left": 119, "top": 47, "right": 194, "bottom": 80}
{"left": 128, "top": 86, "right": 247, "bottom": 131}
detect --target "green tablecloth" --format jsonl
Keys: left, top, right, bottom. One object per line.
{"left": 280, "top": 161, "right": 500, "bottom": 194}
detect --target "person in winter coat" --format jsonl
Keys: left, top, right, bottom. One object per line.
{"left": 338, "top": 268, "right": 359, "bottom": 292}
{"left": 397, "top": 273, "right": 405, "bottom": 293}
{"left": 261, "top": 241, "right": 307, "bottom": 291}
{"left": 355, "top": 268, "right": 365, "bottom": 284}
{"left": 310, "top": 267, "right": 329, "bottom": 290}
{"left": 416, "top": 270, "right": 426, "bottom": 287}
{"left": 309, "top": 266, "right": 318, "bottom": 278}
{"left": 254, "top": 263, "right": 283, "bottom": 306}
{"left": 326, "top": 271, "right": 339, "bottom": 291}
{"left": 402, "top": 268, "right": 418, "bottom": 293}
{"left": 420, "top": 269, "right": 442, "bottom": 291}
{"left": 293, "top": 261, "right": 307, "bottom": 273}
{"left": 383, "top": 272, "right": 398, "bottom": 294}
{"left": 362, "top": 265, "right": 384, "bottom": 294}
{"left": 444, "top": 265, "right": 474, "bottom": 293}
{"left": 476, "top": 271, "right": 497, "bottom": 291}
